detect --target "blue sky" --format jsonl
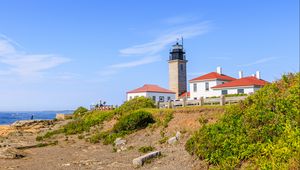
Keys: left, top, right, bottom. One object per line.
{"left": 0, "top": 0, "right": 299, "bottom": 111}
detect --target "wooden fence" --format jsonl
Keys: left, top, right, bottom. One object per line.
{"left": 158, "top": 95, "right": 247, "bottom": 109}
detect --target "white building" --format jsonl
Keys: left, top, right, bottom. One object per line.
{"left": 127, "top": 84, "right": 176, "bottom": 102}
{"left": 189, "top": 67, "right": 236, "bottom": 99}
{"left": 211, "top": 72, "right": 267, "bottom": 95}
{"left": 189, "top": 67, "right": 268, "bottom": 99}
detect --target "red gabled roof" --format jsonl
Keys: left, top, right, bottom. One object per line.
{"left": 127, "top": 84, "right": 175, "bottom": 94}
{"left": 179, "top": 92, "right": 190, "bottom": 98}
{"left": 189, "top": 72, "right": 236, "bottom": 82}
{"left": 212, "top": 76, "right": 268, "bottom": 89}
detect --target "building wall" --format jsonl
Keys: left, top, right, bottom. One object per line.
{"left": 211, "top": 86, "right": 261, "bottom": 96}
{"left": 127, "top": 92, "right": 147, "bottom": 101}
{"left": 168, "top": 60, "right": 187, "bottom": 98}
{"left": 189, "top": 80, "right": 230, "bottom": 99}
{"left": 127, "top": 92, "right": 175, "bottom": 102}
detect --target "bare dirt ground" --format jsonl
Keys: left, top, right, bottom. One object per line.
{"left": 0, "top": 107, "right": 224, "bottom": 170}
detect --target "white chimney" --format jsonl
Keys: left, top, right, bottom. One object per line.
{"left": 216, "top": 66, "right": 222, "bottom": 74}
{"left": 256, "top": 71, "right": 261, "bottom": 79}
{"left": 238, "top": 71, "right": 243, "bottom": 79}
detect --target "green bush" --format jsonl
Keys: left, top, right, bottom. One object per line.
{"left": 63, "top": 110, "right": 114, "bottom": 135}
{"left": 139, "top": 146, "right": 155, "bottom": 153}
{"left": 37, "top": 110, "right": 114, "bottom": 140}
{"left": 73, "top": 106, "right": 88, "bottom": 117}
{"left": 115, "top": 97, "right": 155, "bottom": 115}
{"left": 113, "top": 110, "right": 155, "bottom": 133}
{"left": 186, "top": 73, "right": 300, "bottom": 169}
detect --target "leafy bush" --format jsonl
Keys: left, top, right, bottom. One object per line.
{"left": 139, "top": 146, "right": 155, "bottom": 153}
{"left": 89, "top": 110, "right": 155, "bottom": 145}
{"left": 113, "top": 110, "right": 155, "bottom": 133}
{"left": 186, "top": 73, "right": 300, "bottom": 169}
{"left": 115, "top": 97, "right": 155, "bottom": 115}
{"left": 37, "top": 110, "right": 114, "bottom": 140}
{"left": 63, "top": 110, "right": 114, "bottom": 135}
{"left": 73, "top": 106, "right": 88, "bottom": 117}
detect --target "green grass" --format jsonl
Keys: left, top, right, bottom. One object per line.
{"left": 113, "top": 110, "right": 155, "bottom": 133}
{"left": 138, "top": 146, "right": 155, "bottom": 153}
{"left": 88, "top": 110, "right": 155, "bottom": 145}
{"left": 36, "top": 110, "right": 114, "bottom": 141}
{"left": 185, "top": 73, "right": 300, "bottom": 169}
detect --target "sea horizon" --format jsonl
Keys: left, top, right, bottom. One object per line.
{"left": 0, "top": 110, "right": 73, "bottom": 125}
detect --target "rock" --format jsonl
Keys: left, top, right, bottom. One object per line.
{"left": 117, "top": 145, "right": 127, "bottom": 152}
{"left": 132, "top": 151, "right": 161, "bottom": 168}
{"left": 61, "top": 163, "right": 70, "bottom": 167}
{"left": 167, "top": 136, "right": 177, "bottom": 145}
{"left": 0, "top": 147, "right": 25, "bottom": 159}
{"left": 114, "top": 138, "right": 126, "bottom": 146}
{"left": 175, "top": 131, "right": 181, "bottom": 140}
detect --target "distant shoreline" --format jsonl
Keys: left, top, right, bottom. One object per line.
{"left": 0, "top": 111, "right": 73, "bottom": 125}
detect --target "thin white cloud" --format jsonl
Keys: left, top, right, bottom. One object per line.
{"left": 238, "top": 57, "right": 279, "bottom": 67}
{"left": 163, "top": 15, "right": 198, "bottom": 25}
{"left": 99, "top": 56, "right": 161, "bottom": 77}
{"left": 109, "top": 56, "right": 161, "bottom": 69}
{"left": 209, "top": 56, "right": 232, "bottom": 60}
{"left": 119, "top": 21, "right": 211, "bottom": 56}
{"left": 100, "top": 21, "right": 211, "bottom": 79}
{"left": 0, "top": 36, "right": 70, "bottom": 77}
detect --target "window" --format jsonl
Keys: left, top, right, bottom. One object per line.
{"left": 180, "top": 64, "right": 184, "bottom": 71}
{"left": 159, "top": 96, "right": 164, "bottom": 102}
{"left": 194, "top": 97, "right": 197, "bottom": 100}
{"left": 167, "top": 96, "right": 171, "bottom": 101}
{"left": 237, "top": 89, "right": 244, "bottom": 94}
{"left": 193, "top": 83, "right": 197, "bottom": 92}
{"left": 129, "top": 96, "right": 132, "bottom": 100}
{"left": 152, "top": 96, "right": 156, "bottom": 101}
{"left": 205, "top": 82, "right": 209, "bottom": 91}
{"left": 221, "top": 90, "right": 228, "bottom": 95}
{"left": 222, "top": 82, "right": 225, "bottom": 84}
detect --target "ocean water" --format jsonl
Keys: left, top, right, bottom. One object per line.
{"left": 0, "top": 110, "right": 73, "bottom": 125}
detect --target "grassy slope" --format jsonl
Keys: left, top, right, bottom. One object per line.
{"left": 186, "top": 73, "right": 300, "bottom": 169}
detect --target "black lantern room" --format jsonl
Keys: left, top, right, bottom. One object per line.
{"left": 169, "top": 41, "right": 186, "bottom": 61}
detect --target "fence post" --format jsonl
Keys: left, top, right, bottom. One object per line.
{"left": 220, "top": 95, "right": 225, "bottom": 106}
{"left": 199, "top": 97, "right": 204, "bottom": 106}
{"left": 156, "top": 101, "right": 160, "bottom": 108}
{"left": 168, "top": 100, "right": 172, "bottom": 109}
{"left": 183, "top": 98, "right": 187, "bottom": 107}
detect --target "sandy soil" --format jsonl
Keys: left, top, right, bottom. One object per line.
{"left": 0, "top": 107, "right": 224, "bottom": 170}
{"left": 0, "top": 125, "right": 15, "bottom": 137}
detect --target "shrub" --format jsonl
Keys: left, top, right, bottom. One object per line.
{"left": 138, "top": 146, "right": 155, "bottom": 153}
{"left": 37, "top": 110, "right": 114, "bottom": 140}
{"left": 113, "top": 110, "right": 155, "bottom": 133}
{"left": 73, "top": 106, "right": 88, "bottom": 117}
{"left": 115, "top": 97, "right": 155, "bottom": 115}
{"left": 186, "top": 73, "right": 300, "bottom": 169}
{"left": 64, "top": 110, "right": 114, "bottom": 135}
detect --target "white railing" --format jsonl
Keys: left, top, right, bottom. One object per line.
{"left": 158, "top": 95, "right": 248, "bottom": 108}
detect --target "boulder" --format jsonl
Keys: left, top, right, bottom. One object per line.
{"left": 175, "top": 131, "right": 181, "bottom": 140}
{"left": 114, "top": 138, "right": 126, "bottom": 146}
{"left": 132, "top": 151, "right": 161, "bottom": 167}
{"left": 0, "top": 147, "right": 25, "bottom": 159}
{"left": 167, "top": 136, "right": 177, "bottom": 145}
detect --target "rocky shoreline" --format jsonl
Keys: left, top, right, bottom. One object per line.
{"left": 0, "top": 120, "right": 56, "bottom": 160}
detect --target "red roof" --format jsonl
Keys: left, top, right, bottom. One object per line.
{"left": 179, "top": 92, "right": 190, "bottom": 98}
{"left": 127, "top": 84, "right": 175, "bottom": 94}
{"left": 189, "top": 72, "right": 236, "bottom": 82}
{"left": 212, "top": 76, "right": 268, "bottom": 89}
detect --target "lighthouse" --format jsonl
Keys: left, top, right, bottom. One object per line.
{"left": 168, "top": 40, "right": 188, "bottom": 98}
